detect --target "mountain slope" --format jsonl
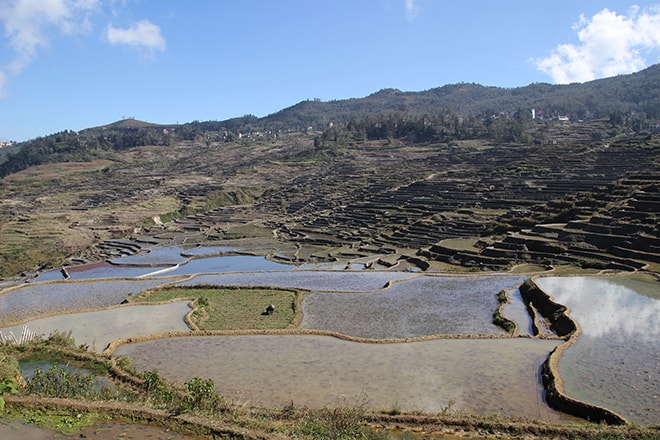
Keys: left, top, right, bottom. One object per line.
{"left": 263, "top": 63, "right": 660, "bottom": 129}
{"left": 1, "top": 64, "right": 659, "bottom": 178}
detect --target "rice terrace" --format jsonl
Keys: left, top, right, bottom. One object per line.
{"left": 1, "top": 66, "right": 659, "bottom": 439}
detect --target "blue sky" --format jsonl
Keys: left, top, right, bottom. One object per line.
{"left": 1, "top": 0, "right": 660, "bottom": 142}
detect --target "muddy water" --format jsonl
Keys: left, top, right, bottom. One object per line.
{"left": 0, "top": 420, "right": 204, "bottom": 440}
{"left": 114, "top": 335, "right": 567, "bottom": 421}
{"left": 0, "top": 301, "right": 191, "bottom": 351}
{"left": 0, "top": 279, "right": 170, "bottom": 326}
{"left": 301, "top": 276, "right": 526, "bottom": 338}
{"left": 535, "top": 276, "right": 660, "bottom": 425}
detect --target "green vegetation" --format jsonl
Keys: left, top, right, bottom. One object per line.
{"left": 2, "top": 330, "right": 659, "bottom": 438}
{"left": 0, "top": 57, "right": 659, "bottom": 440}
{"left": 4, "top": 64, "right": 659, "bottom": 177}
{"left": 493, "top": 289, "right": 517, "bottom": 334}
{"left": 130, "top": 285, "right": 303, "bottom": 330}
{"left": 2, "top": 407, "right": 103, "bottom": 435}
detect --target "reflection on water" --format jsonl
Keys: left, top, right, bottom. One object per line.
{"left": 535, "top": 276, "right": 660, "bottom": 425}
{"left": 537, "top": 276, "right": 660, "bottom": 340}
{"left": 501, "top": 288, "right": 534, "bottom": 336}
{"left": 66, "top": 261, "right": 171, "bottom": 280}
{"left": 20, "top": 359, "right": 116, "bottom": 391}
{"left": 161, "top": 254, "right": 294, "bottom": 275}
{"left": 109, "top": 247, "right": 187, "bottom": 265}
{"left": 0, "top": 301, "right": 191, "bottom": 351}
{"left": 115, "top": 335, "right": 565, "bottom": 421}
{"left": 180, "top": 271, "right": 417, "bottom": 291}
{"left": 0, "top": 279, "right": 170, "bottom": 326}
{"left": 301, "top": 276, "right": 526, "bottom": 338}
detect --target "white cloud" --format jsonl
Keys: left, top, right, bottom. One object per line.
{"left": 404, "top": 0, "right": 420, "bottom": 21}
{"left": 0, "top": 0, "right": 99, "bottom": 97}
{"left": 532, "top": 6, "right": 660, "bottom": 83}
{"left": 0, "top": 0, "right": 164, "bottom": 98}
{"left": 0, "top": 0, "right": 98, "bottom": 74}
{"left": 103, "top": 19, "right": 165, "bottom": 53}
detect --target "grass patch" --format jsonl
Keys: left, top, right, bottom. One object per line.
{"left": 492, "top": 289, "right": 516, "bottom": 334}
{"left": 1, "top": 407, "right": 104, "bottom": 435}
{"left": 130, "top": 286, "right": 303, "bottom": 330}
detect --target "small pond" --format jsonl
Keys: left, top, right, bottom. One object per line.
{"left": 114, "top": 335, "right": 566, "bottom": 422}
{"left": 535, "top": 276, "right": 660, "bottom": 425}
{"left": 19, "top": 359, "right": 116, "bottom": 392}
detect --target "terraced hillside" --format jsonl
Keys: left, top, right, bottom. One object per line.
{"left": 0, "top": 115, "right": 658, "bottom": 278}
{"left": 66, "top": 127, "right": 658, "bottom": 275}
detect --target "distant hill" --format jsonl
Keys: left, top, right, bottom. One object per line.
{"left": 91, "top": 118, "right": 171, "bottom": 130}
{"left": 1, "top": 64, "right": 659, "bottom": 177}
{"left": 262, "top": 63, "right": 660, "bottom": 130}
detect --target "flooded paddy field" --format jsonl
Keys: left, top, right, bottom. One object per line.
{"left": 535, "top": 276, "right": 660, "bottom": 425}
{"left": 32, "top": 262, "right": 170, "bottom": 281}
{"left": 502, "top": 288, "right": 535, "bottom": 336}
{"left": 300, "top": 275, "right": 527, "bottom": 338}
{"left": 108, "top": 246, "right": 189, "bottom": 265}
{"left": 1, "top": 301, "right": 191, "bottom": 351}
{"left": 157, "top": 254, "right": 295, "bottom": 276}
{"left": 0, "top": 279, "right": 172, "bottom": 326}
{"left": 3, "top": 251, "right": 655, "bottom": 426}
{"left": 113, "top": 334, "right": 566, "bottom": 421}
{"left": 179, "top": 270, "right": 418, "bottom": 291}
{"left": 0, "top": 420, "right": 204, "bottom": 440}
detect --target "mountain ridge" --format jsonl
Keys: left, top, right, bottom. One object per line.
{"left": 7, "top": 63, "right": 660, "bottom": 142}
{"left": 1, "top": 64, "right": 658, "bottom": 178}
{"left": 261, "top": 63, "right": 660, "bottom": 129}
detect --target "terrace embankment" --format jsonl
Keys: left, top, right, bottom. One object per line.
{"left": 519, "top": 278, "right": 628, "bottom": 425}
{"left": 72, "top": 140, "right": 658, "bottom": 277}
{"left": 103, "top": 328, "right": 532, "bottom": 356}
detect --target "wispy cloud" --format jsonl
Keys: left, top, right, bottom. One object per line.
{"left": 103, "top": 19, "right": 165, "bottom": 54}
{"left": 532, "top": 6, "right": 660, "bottom": 83}
{"left": 404, "top": 0, "right": 420, "bottom": 22}
{"left": 0, "top": 0, "right": 98, "bottom": 82}
{"left": 0, "top": 0, "right": 165, "bottom": 98}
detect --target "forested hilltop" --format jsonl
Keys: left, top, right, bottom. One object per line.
{"left": 1, "top": 64, "right": 659, "bottom": 178}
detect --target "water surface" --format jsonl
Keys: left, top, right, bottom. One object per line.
{"left": 1, "top": 301, "right": 191, "bottom": 351}
{"left": 0, "top": 279, "right": 173, "bottom": 326}
{"left": 501, "top": 288, "right": 534, "bottom": 336}
{"left": 301, "top": 276, "right": 527, "bottom": 338}
{"left": 114, "top": 335, "right": 565, "bottom": 421}
{"left": 179, "top": 271, "right": 417, "bottom": 291}
{"left": 161, "top": 254, "right": 294, "bottom": 275}
{"left": 535, "top": 276, "right": 660, "bottom": 425}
